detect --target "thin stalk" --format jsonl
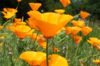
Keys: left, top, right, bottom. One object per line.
{"left": 32, "top": 31, "right": 39, "bottom": 51}
{"left": 16, "top": 3, "right": 19, "bottom": 9}
{"left": 46, "top": 39, "right": 49, "bottom": 66}
{"left": 3, "top": 20, "right": 10, "bottom": 26}
{"left": 81, "top": 53, "right": 100, "bottom": 61}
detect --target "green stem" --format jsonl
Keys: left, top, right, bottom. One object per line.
{"left": 82, "top": 53, "right": 100, "bottom": 61}
{"left": 57, "top": 36, "right": 67, "bottom": 43}
{"left": 46, "top": 39, "right": 49, "bottom": 66}
{"left": 32, "top": 31, "right": 39, "bottom": 51}
{"left": 73, "top": 13, "right": 80, "bottom": 18}
{"left": 16, "top": 2, "right": 19, "bottom": 9}
{"left": 3, "top": 20, "right": 10, "bottom": 26}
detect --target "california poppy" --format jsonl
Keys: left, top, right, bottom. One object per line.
{"left": 60, "top": 0, "right": 71, "bottom": 7}
{"left": 53, "top": 47, "right": 60, "bottom": 52}
{"left": 92, "top": 59, "right": 100, "bottom": 65}
{"left": 29, "top": 33, "right": 43, "bottom": 41}
{"left": 54, "top": 9, "right": 65, "bottom": 14}
{"left": 97, "top": 44, "right": 100, "bottom": 52}
{"left": 27, "top": 11, "right": 73, "bottom": 38}
{"left": 40, "top": 54, "right": 68, "bottom": 66}
{"left": 2, "top": 11, "right": 15, "bottom": 19}
{"left": 87, "top": 38, "right": 100, "bottom": 46}
{"left": 17, "top": 0, "right": 22, "bottom": 2}
{"left": 71, "top": 26, "right": 81, "bottom": 35}
{"left": 38, "top": 38, "right": 46, "bottom": 49}
{"left": 26, "top": 18, "right": 39, "bottom": 30}
{"left": 13, "top": 25, "right": 31, "bottom": 39}
{"left": 14, "top": 18, "right": 21, "bottom": 23}
{"left": 20, "top": 51, "right": 46, "bottom": 66}
{"left": 81, "top": 26, "right": 92, "bottom": 36}
{"left": 0, "top": 36, "right": 4, "bottom": 39}
{"left": 71, "top": 34, "right": 82, "bottom": 44}
{"left": 29, "top": 3, "right": 42, "bottom": 11}
{"left": 6, "top": 26, "right": 16, "bottom": 32}
{"left": 16, "top": 22, "right": 26, "bottom": 26}
{"left": 65, "top": 27, "right": 72, "bottom": 35}
{"left": 2, "top": 8, "right": 17, "bottom": 19}
{"left": 71, "top": 20, "right": 85, "bottom": 27}
{"left": 0, "top": 26, "right": 4, "bottom": 30}
{"left": 80, "top": 11, "right": 89, "bottom": 19}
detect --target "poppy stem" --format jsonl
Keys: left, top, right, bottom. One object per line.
{"left": 46, "top": 39, "right": 49, "bottom": 66}
{"left": 32, "top": 31, "right": 39, "bottom": 51}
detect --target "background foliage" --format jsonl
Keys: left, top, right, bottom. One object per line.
{"left": 0, "top": 0, "right": 100, "bottom": 21}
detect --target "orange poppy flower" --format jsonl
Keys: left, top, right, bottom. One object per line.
{"left": 71, "top": 34, "right": 82, "bottom": 44}
{"left": 16, "top": 22, "right": 26, "bottom": 26}
{"left": 20, "top": 51, "right": 46, "bottom": 66}
{"left": 40, "top": 54, "right": 68, "bottom": 66}
{"left": 6, "top": 8, "right": 18, "bottom": 13}
{"left": 27, "top": 29, "right": 35, "bottom": 36}
{"left": 27, "top": 11, "right": 73, "bottom": 38}
{"left": 80, "top": 11, "right": 89, "bottom": 19}
{"left": 13, "top": 25, "right": 31, "bottom": 39}
{"left": 81, "top": 26, "right": 92, "bottom": 36}
{"left": 2, "top": 11, "right": 15, "bottom": 19}
{"left": 0, "top": 26, "right": 4, "bottom": 30}
{"left": 38, "top": 38, "right": 46, "bottom": 49}
{"left": 29, "top": 3, "right": 42, "bottom": 11}
{"left": 0, "top": 36, "right": 4, "bottom": 39}
{"left": 2, "top": 8, "right": 17, "bottom": 19}
{"left": 87, "top": 38, "right": 100, "bottom": 46}
{"left": 71, "top": 20, "right": 85, "bottom": 27}
{"left": 6, "top": 26, "right": 16, "bottom": 32}
{"left": 92, "top": 59, "right": 100, "bottom": 65}
{"left": 71, "top": 26, "right": 81, "bottom": 35}
{"left": 54, "top": 9, "right": 65, "bottom": 14}
{"left": 60, "top": 0, "right": 71, "bottom": 7}
{"left": 53, "top": 47, "right": 60, "bottom": 52}
{"left": 97, "top": 44, "right": 100, "bottom": 52}
{"left": 14, "top": 18, "right": 21, "bottom": 23}
{"left": 65, "top": 27, "right": 72, "bottom": 35}
{"left": 26, "top": 18, "right": 39, "bottom": 30}
{"left": 61, "top": 27, "right": 65, "bottom": 30}
{"left": 29, "top": 33, "right": 43, "bottom": 41}
{"left": 17, "top": 0, "right": 22, "bottom": 2}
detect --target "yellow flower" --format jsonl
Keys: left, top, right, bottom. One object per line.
{"left": 54, "top": 9, "right": 65, "bottom": 14}
{"left": 17, "top": 0, "right": 22, "bottom": 2}
{"left": 53, "top": 47, "right": 60, "bottom": 52}
{"left": 27, "top": 11, "right": 73, "bottom": 39}
{"left": 87, "top": 37, "right": 100, "bottom": 46}
{"left": 38, "top": 38, "right": 46, "bottom": 49}
{"left": 71, "top": 34, "right": 82, "bottom": 44}
{"left": 13, "top": 25, "right": 31, "bottom": 39}
{"left": 81, "top": 26, "right": 92, "bottom": 36}
{"left": 60, "top": 0, "right": 71, "bottom": 7}
{"left": 2, "top": 8, "right": 17, "bottom": 19}
{"left": 0, "top": 36, "right": 4, "bottom": 39}
{"left": 0, "top": 26, "right": 4, "bottom": 30}
{"left": 80, "top": 11, "right": 89, "bottom": 19}
{"left": 16, "top": 22, "right": 26, "bottom": 26}
{"left": 20, "top": 51, "right": 46, "bottom": 66}
{"left": 40, "top": 54, "right": 68, "bottom": 66}
{"left": 14, "top": 18, "right": 21, "bottom": 23}
{"left": 29, "top": 3, "right": 42, "bottom": 11}
{"left": 65, "top": 27, "right": 72, "bottom": 35}
{"left": 71, "top": 26, "right": 81, "bottom": 35}
{"left": 92, "top": 59, "right": 100, "bottom": 65}
{"left": 71, "top": 20, "right": 85, "bottom": 27}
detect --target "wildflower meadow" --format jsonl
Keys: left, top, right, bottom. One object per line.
{"left": 0, "top": 0, "right": 100, "bottom": 66}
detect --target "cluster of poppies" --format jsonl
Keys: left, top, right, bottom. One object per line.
{"left": 1, "top": 0, "right": 100, "bottom": 66}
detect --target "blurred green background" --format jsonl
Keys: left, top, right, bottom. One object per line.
{"left": 0, "top": 0, "right": 100, "bottom": 22}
